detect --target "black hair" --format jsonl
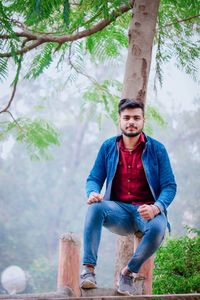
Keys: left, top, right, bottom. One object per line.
{"left": 118, "top": 98, "right": 144, "bottom": 114}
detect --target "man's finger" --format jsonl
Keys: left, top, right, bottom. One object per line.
{"left": 138, "top": 205, "right": 147, "bottom": 212}
{"left": 87, "top": 197, "right": 102, "bottom": 204}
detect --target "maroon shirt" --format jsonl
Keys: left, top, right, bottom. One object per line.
{"left": 111, "top": 133, "right": 154, "bottom": 205}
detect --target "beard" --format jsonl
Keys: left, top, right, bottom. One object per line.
{"left": 121, "top": 127, "right": 143, "bottom": 137}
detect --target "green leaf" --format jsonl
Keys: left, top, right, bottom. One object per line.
{"left": 25, "top": 43, "right": 55, "bottom": 79}
{"left": 0, "top": 118, "right": 60, "bottom": 160}
{"left": 63, "top": 0, "right": 70, "bottom": 26}
{"left": 0, "top": 58, "right": 8, "bottom": 82}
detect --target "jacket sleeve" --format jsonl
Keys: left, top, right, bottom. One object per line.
{"left": 155, "top": 145, "right": 177, "bottom": 213}
{"left": 86, "top": 142, "right": 107, "bottom": 197}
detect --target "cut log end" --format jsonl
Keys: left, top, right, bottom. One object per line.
{"left": 60, "top": 232, "right": 81, "bottom": 246}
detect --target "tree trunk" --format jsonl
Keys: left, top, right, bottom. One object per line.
{"left": 122, "top": 0, "right": 160, "bottom": 102}
{"left": 114, "top": 0, "right": 160, "bottom": 294}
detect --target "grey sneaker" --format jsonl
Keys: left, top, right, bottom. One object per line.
{"left": 117, "top": 273, "right": 135, "bottom": 296}
{"left": 80, "top": 268, "right": 97, "bottom": 289}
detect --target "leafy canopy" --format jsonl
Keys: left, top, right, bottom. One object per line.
{"left": 0, "top": 0, "right": 199, "bottom": 81}
{"left": 0, "top": 0, "right": 199, "bottom": 157}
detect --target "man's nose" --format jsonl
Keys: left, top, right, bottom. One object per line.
{"left": 128, "top": 119, "right": 135, "bottom": 124}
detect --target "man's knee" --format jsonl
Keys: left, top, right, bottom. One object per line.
{"left": 87, "top": 202, "right": 105, "bottom": 218}
{"left": 148, "top": 219, "right": 166, "bottom": 240}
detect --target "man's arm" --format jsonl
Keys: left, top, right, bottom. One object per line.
{"left": 86, "top": 142, "right": 107, "bottom": 199}
{"left": 138, "top": 145, "right": 176, "bottom": 220}
{"left": 154, "top": 145, "right": 177, "bottom": 213}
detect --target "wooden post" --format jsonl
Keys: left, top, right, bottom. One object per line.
{"left": 57, "top": 232, "right": 81, "bottom": 297}
{"left": 134, "top": 235, "right": 154, "bottom": 294}
{"left": 114, "top": 234, "right": 154, "bottom": 295}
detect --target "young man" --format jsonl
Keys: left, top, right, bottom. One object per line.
{"left": 80, "top": 99, "right": 176, "bottom": 295}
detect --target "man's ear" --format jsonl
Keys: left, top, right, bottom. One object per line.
{"left": 117, "top": 114, "right": 121, "bottom": 134}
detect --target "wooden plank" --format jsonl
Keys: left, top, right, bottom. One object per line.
{"left": 0, "top": 293, "right": 200, "bottom": 299}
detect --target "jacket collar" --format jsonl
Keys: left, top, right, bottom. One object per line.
{"left": 116, "top": 131, "right": 148, "bottom": 143}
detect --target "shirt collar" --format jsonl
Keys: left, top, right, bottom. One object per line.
{"left": 119, "top": 132, "right": 146, "bottom": 151}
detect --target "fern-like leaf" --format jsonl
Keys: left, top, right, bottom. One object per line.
{"left": 63, "top": 0, "right": 70, "bottom": 26}
{"left": 0, "top": 118, "right": 60, "bottom": 160}
{"left": 0, "top": 58, "right": 8, "bottom": 82}
{"left": 25, "top": 43, "right": 55, "bottom": 79}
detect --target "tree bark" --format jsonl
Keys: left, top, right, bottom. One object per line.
{"left": 122, "top": 0, "right": 160, "bottom": 102}
{"left": 114, "top": 0, "right": 160, "bottom": 294}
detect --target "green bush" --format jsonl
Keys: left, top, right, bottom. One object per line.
{"left": 153, "top": 228, "right": 200, "bottom": 294}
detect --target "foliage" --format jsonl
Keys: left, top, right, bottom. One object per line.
{"left": 0, "top": 0, "right": 199, "bottom": 155}
{"left": 0, "top": 0, "right": 198, "bottom": 81}
{"left": 0, "top": 118, "right": 60, "bottom": 159}
{"left": 83, "top": 79, "right": 122, "bottom": 125}
{"left": 25, "top": 43, "right": 55, "bottom": 79}
{"left": 83, "top": 79, "right": 165, "bottom": 133}
{"left": 155, "top": 0, "right": 200, "bottom": 85}
{"left": 153, "top": 228, "right": 200, "bottom": 294}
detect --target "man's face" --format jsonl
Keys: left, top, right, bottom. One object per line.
{"left": 119, "top": 108, "right": 145, "bottom": 137}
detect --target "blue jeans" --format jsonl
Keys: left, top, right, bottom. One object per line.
{"left": 83, "top": 200, "right": 167, "bottom": 273}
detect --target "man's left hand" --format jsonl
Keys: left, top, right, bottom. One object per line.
{"left": 137, "top": 204, "right": 160, "bottom": 220}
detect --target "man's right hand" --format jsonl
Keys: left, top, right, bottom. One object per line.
{"left": 87, "top": 192, "right": 103, "bottom": 205}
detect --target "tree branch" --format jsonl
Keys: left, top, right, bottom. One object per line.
{"left": 165, "top": 14, "right": 200, "bottom": 27}
{"left": 0, "top": 40, "right": 45, "bottom": 58}
{"left": 0, "top": 49, "right": 23, "bottom": 113}
{"left": 0, "top": 1, "right": 134, "bottom": 57}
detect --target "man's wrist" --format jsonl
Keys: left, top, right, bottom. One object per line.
{"left": 150, "top": 204, "right": 160, "bottom": 217}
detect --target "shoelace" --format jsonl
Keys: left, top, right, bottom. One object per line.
{"left": 80, "top": 272, "right": 95, "bottom": 279}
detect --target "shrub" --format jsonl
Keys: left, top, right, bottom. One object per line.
{"left": 153, "top": 228, "right": 200, "bottom": 294}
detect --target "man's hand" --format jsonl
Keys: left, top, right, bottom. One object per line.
{"left": 87, "top": 192, "right": 103, "bottom": 205}
{"left": 137, "top": 204, "right": 160, "bottom": 220}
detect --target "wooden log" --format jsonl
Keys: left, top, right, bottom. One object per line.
{"left": 57, "top": 233, "right": 81, "bottom": 297}
{"left": 114, "top": 234, "right": 154, "bottom": 294}
{"left": 114, "top": 235, "right": 144, "bottom": 295}
{"left": 133, "top": 236, "right": 154, "bottom": 294}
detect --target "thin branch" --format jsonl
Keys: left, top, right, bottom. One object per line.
{"left": 10, "top": 18, "right": 26, "bottom": 29}
{"left": 0, "top": 49, "right": 23, "bottom": 113}
{"left": 165, "top": 14, "right": 200, "bottom": 27}
{"left": 0, "top": 1, "right": 134, "bottom": 57}
{"left": 5, "top": 110, "right": 24, "bottom": 132}
{"left": 0, "top": 39, "right": 45, "bottom": 58}
{"left": 5, "top": 110, "right": 16, "bottom": 122}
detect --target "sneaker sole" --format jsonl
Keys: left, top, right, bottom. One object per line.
{"left": 80, "top": 280, "right": 97, "bottom": 289}
{"left": 117, "top": 288, "right": 133, "bottom": 296}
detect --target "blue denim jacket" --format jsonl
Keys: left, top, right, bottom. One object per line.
{"left": 86, "top": 133, "right": 177, "bottom": 214}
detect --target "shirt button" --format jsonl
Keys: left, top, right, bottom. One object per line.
{"left": 128, "top": 179, "right": 130, "bottom": 182}
{"left": 128, "top": 192, "right": 131, "bottom": 195}
{"left": 128, "top": 165, "right": 131, "bottom": 168}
